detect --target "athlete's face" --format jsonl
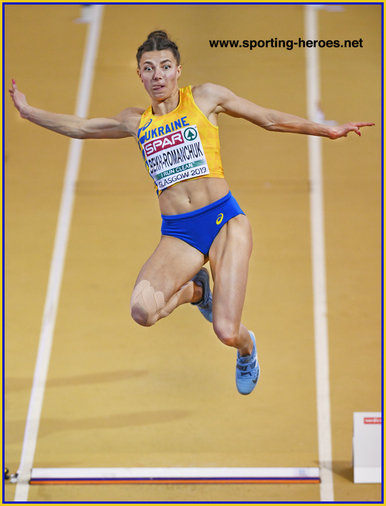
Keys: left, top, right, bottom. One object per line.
{"left": 137, "top": 50, "right": 181, "bottom": 101}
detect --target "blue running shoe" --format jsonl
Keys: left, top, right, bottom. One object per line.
{"left": 191, "top": 268, "right": 213, "bottom": 323}
{"left": 236, "top": 331, "right": 260, "bottom": 395}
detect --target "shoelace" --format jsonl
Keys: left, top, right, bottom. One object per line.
{"left": 237, "top": 358, "right": 257, "bottom": 376}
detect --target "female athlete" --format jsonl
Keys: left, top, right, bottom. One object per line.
{"left": 9, "top": 31, "right": 373, "bottom": 395}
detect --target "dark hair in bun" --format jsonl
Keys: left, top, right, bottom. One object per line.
{"left": 136, "top": 31, "right": 181, "bottom": 66}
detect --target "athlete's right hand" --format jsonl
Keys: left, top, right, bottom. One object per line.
{"left": 9, "top": 80, "right": 29, "bottom": 118}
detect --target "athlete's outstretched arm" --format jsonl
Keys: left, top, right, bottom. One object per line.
{"left": 197, "top": 83, "right": 374, "bottom": 140}
{"left": 9, "top": 80, "right": 142, "bottom": 139}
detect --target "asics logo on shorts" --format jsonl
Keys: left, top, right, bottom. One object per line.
{"left": 216, "top": 213, "right": 224, "bottom": 225}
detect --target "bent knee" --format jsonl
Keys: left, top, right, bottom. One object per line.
{"left": 130, "top": 279, "right": 165, "bottom": 327}
{"left": 131, "top": 304, "right": 153, "bottom": 327}
{"left": 213, "top": 321, "right": 239, "bottom": 348}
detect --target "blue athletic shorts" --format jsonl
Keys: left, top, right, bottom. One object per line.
{"left": 161, "top": 191, "right": 245, "bottom": 255}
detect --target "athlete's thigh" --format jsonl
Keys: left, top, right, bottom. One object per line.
{"left": 134, "top": 235, "right": 205, "bottom": 301}
{"left": 209, "top": 214, "right": 253, "bottom": 324}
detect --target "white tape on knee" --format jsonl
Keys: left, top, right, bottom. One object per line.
{"left": 131, "top": 280, "right": 165, "bottom": 321}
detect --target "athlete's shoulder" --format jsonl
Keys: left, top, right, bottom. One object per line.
{"left": 193, "top": 83, "right": 236, "bottom": 106}
{"left": 114, "top": 107, "right": 145, "bottom": 135}
{"left": 192, "top": 83, "right": 236, "bottom": 115}
{"left": 115, "top": 107, "right": 145, "bottom": 121}
{"left": 193, "top": 82, "right": 234, "bottom": 98}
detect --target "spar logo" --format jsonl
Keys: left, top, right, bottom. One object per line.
{"left": 144, "top": 131, "right": 184, "bottom": 156}
{"left": 183, "top": 127, "right": 197, "bottom": 141}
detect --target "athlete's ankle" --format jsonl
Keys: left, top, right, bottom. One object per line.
{"left": 238, "top": 332, "right": 253, "bottom": 356}
{"left": 191, "top": 282, "right": 203, "bottom": 304}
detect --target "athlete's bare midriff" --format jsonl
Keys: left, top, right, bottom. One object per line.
{"left": 158, "top": 177, "right": 230, "bottom": 215}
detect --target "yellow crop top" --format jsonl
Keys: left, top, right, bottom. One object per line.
{"left": 136, "top": 85, "right": 224, "bottom": 194}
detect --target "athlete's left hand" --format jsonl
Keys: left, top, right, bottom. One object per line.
{"left": 328, "top": 121, "right": 375, "bottom": 139}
